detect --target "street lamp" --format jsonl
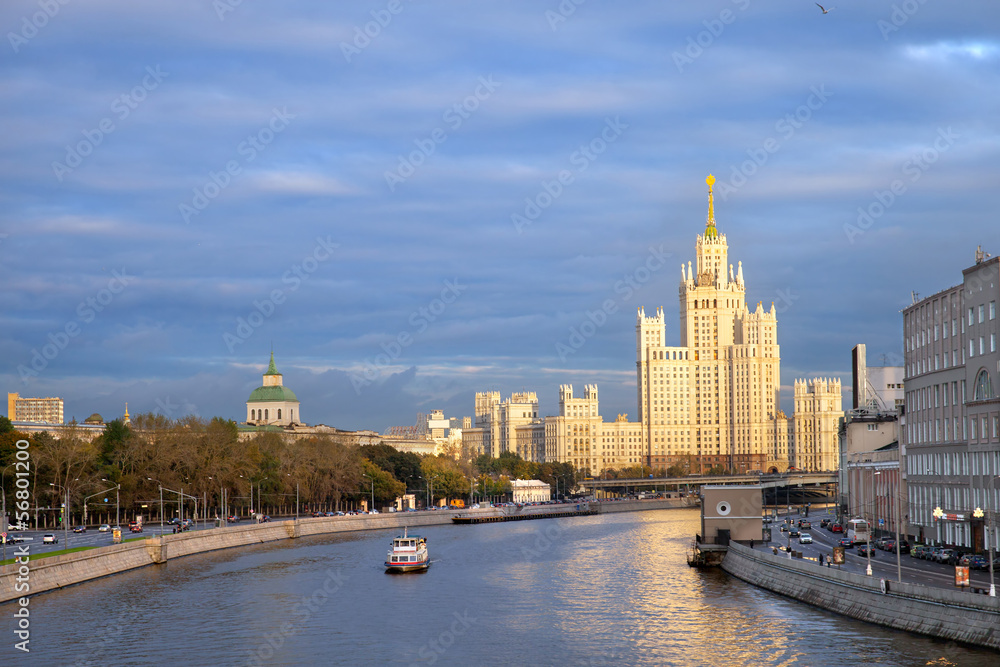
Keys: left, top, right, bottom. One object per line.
{"left": 48, "top": 482, "right": 70, "bottom": 547}
{"left": 361, "top": 473, "right": 375, "bottom": 513}
{"left": 983, "top": 476, "right": 999, "bottom": 597}
{"left": 101, "top": 479, "right": 121, "bottom": 530}
{"left": 83, "top": 485, "right": 120, "bottom": 526}
{"left": 2, "top": 464, "right": 14, "bottom": 562}
{"left": 147, "top": 478, "right": 164, "bottom": 534}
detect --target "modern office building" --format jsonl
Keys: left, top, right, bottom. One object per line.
{"left": 7, "top": 393, "right": 64, "bottom": 424}
{"left": 903, "top": 247, "right": 999, "bottom": 551}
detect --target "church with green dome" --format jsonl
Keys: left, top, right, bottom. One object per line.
{"left": 245, "top": 352, "right": 301, "bottom": 426}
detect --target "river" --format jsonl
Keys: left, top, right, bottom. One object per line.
{"left": 9, "top": 508, "right": 997, "bottom": 666}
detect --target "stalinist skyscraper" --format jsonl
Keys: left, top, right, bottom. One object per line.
{"left": 466, "top": 175, "right": 842, "bottom": 476}
{"left": 636, "top": 174, "right": 838, "bottom": 474}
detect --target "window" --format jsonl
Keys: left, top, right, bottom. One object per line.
{"left": 278, "top": 409, "right": 282, "bottom": 420}
{"left": 970, "top": 339, "right": 975, "bottom": 357}
{"left": 974, "top": 369, "right": 994, "bottom": 401}
{"left": 264, "top": 409, "right": 269, "bottom": 420}
{"left": 991, "top": 301, "right": 996, "bottom": 321}
{"left": 969, "top": 308, "right": 974, "bottom": 325}
{"left": 979, "top": 304, "right": 985, "bottom": 323}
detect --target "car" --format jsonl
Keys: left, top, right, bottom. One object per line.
{"left": 959, "top": 554, "right": 987, "bottom": 570}
{"left": 936, "top": 548, "right": 956, "bottom": 564}
{"left": 72, "top": 525, "right": 87, "bottom": 533}
{"left": 858, "top": 545, "right": 876, "bottom": 557}
{"left": 98, "top": 524, "right": 111, "bottom": 533}
{"left": 42, "top": 534, "right": 58, "bottom": 544}
{"left": 838, "top": 537, "right": 854, "bottom": 548}
{"left": 311, "top": 511, "right": 324, "bottom": 517}
{"left": 8, "top": 535, "right": 26, "bottom": 544}
{"left": 910, "top": 545, "right": 928, "bottom": 559}
{"left": 831, "top": 523, "right": 843, "bottom": 533}
{"left": 227, "top": 515, "right": 240, "bottom": 523}
{"left": 927, "top": 546, "right": 944, "bottom": 562}
{"left": 798, "top": 533, "right": 813, "bottom": 544}
{"left": 780, "top": 524, "right": 789, "bottom": 532}
{"left": 789, "top": 528, "right": 801, "bottom": 538}
{"left": 819, "top": 519, "right": 830, "bottom": 528}
{"left": 181, "top": 519, "right": 194, "bottom": 527}
{"left": 799, "top": 521, "right": 811, "bottom": 529}
{"left": 167, "top": 518, "right": 181, "bottom": 525}
{"left": 129, "top": 522, "right": 143, "bottom": 532}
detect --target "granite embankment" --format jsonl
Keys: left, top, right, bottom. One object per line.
{"left": 0, "top": 497, "right": 693, "bottom": 603}
{"left": 722, "top": 541, "right": 1000, "bottom": 651}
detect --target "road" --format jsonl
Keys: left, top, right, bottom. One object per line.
{"left": 758, "top": 510, "right": 996, "bottom": 594}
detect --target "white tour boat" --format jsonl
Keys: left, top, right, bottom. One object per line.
{"left": 385, "top": 527, "right": 429, "bottom": 572}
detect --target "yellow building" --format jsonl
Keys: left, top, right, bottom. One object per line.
{"left": 7, "top": 393, "right": 64, "bottom": 424}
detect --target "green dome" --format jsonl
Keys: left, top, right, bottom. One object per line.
{"left": 247, "top": 385, "right": 299, "bottom": 403}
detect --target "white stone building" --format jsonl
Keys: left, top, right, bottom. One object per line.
{"left": 511, "top": 479, "right": 551, "bottom": 503}
{"left": 245, "top": 352, "right": 301, "bottom": 426}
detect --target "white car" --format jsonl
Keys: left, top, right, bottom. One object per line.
{"left": 98, "top": 524, "right": 111, "bottom": 532}
{"left": 798, "top": 533, "right": 813, "bottom": 544}
{"left": 42, "top": 534, "right": 58, "bottom": 544}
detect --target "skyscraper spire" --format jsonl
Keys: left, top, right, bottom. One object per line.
{"left": 705, "top": 173, "right": 718, "bottom": 240}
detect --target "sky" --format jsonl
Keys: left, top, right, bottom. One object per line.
{"left": 2, "top": 1, "right": 999, "bottom": 431}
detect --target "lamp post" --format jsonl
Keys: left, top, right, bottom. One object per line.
{"left": 986, "top": 476, "right": 999, "bottom": 597}
{"left": 147, "top": 478, "right": 164, "bottom": 534}
{"left": 83, "top": 485, "right": 119, "bottom": 526}
{"left": 2, "top": 464, "right": 13, "bottom": 562}
{"left": 48, "top": 482, "right": 70, "bottom": 547}
{"left": 102, "top": 479, "right": 120, "bottom": 530}
{"left": 362, "top": 473, "right": 375, "bottom": 513}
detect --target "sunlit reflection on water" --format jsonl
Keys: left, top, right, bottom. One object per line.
{"left": 11, "top": 509, "right": 997, "bottom": 666}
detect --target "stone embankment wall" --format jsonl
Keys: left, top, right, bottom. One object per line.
{"left": 722, "top": 541, "right": 1000, "bottom": 651}
{"left": 0, "top": 498, "right": 689, "bottom": 603}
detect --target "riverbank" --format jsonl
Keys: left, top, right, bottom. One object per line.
{"left": 0, "top": 497, "right": 694, "bottom": 604}
{"left": 721, "top": 541, "right": 1000, "bottom": 651}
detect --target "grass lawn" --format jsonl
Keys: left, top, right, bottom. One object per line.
{"left": 0, "top": 537, "right": 145, "bottom": 567}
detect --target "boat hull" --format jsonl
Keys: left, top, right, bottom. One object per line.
{"left": 384, "top": 560, "right": 430, "bottom": 573}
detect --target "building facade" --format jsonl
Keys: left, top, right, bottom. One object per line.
{"left": 903, "top": 249, "right": 1000, "bottom": 552}
{"left": 511, "top": 479, "right": 551, "bottom": 503}
{"left": 7, "top": 393, "right": 64, "bottom": 424}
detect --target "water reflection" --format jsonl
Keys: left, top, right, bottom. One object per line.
{"left": 7, "top": 509, "right": 997, "bottom": 666}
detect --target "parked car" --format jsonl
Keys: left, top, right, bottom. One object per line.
{"left": 927, "top": 546, "right": 944, "bottom": 562}
{"left": 98, "top": 524, "right": 111, "bottom": 533}
{"left": 819, "top": 519, "right": 829, "bottom": 528}
{"left": 798, "top": 533, "right": 813, "bottom": 544}
{"left": 72, "top": 525, "right": 87, "bottom": 533}
{"left": 936, "top": 548, "right": 956, "bottom": 564}
{"left": 910, "top": 545, "right": 928, "bottom": 559}
{"left": 959, "top": 554, "right": 987, "bottom": 570}
{"left": 42, "top": 534, "right": 58, "bottom": 544}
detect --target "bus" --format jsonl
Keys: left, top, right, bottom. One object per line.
{"left": 846, "top": 518, "right": 869, "bottom": 544}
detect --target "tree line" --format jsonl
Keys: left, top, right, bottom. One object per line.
{"left": 0, "top": 416, "right": 580, "bottom": 526}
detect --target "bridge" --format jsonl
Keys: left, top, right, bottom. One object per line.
{"left": 580, "top": 471, "right": 838, "bottom": 495}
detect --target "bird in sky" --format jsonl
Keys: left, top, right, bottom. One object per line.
{"left": 815, "top": 3, "right": 834, "bottom": 13}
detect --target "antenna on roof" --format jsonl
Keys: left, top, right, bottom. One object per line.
{"left": 910, "top": 291, "right": 920, "bottom": 305}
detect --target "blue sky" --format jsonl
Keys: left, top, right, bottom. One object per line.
{"left": 2, "top": 1, "right": 998, "bottom": 430}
